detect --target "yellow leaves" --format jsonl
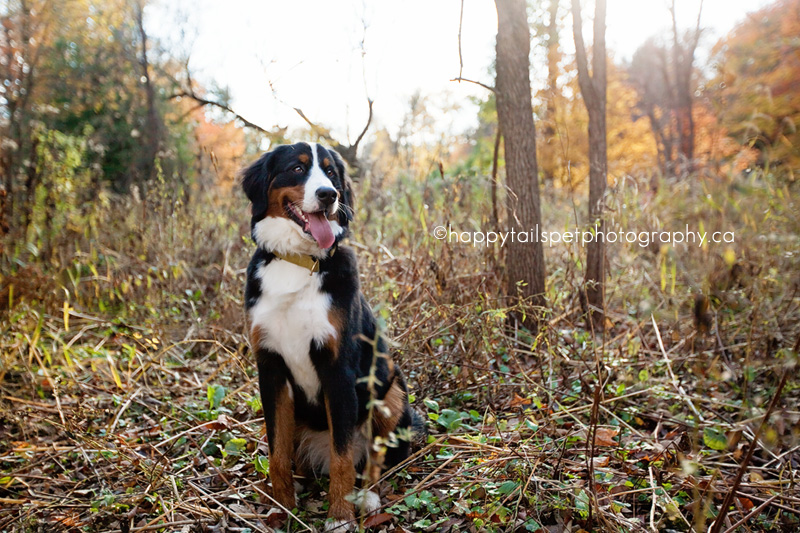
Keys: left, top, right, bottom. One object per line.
{"left": 723, "top": 248, "right": 737, "bottom": 267}
{"left": 538, "top": 61, "right": 658, "bottom": 189}
{"left": 106, "top": 353, "right": 123, "bottom": 390}
{"left": 62, "top": 300, "right": 72, "bottom": 332}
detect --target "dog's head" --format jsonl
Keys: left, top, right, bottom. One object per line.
{"left": 241, "top": 142, "right": 354, "bottom": 257}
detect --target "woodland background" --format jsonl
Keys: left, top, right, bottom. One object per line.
{"left": 1, "top": 0, "right": 799, "bottom": 531}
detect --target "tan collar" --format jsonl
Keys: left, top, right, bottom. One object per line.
{"left": 273, "top": 246, "right": 336, "bottom": 274}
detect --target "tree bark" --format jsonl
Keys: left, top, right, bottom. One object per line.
{"left": 135, "top": 0, "right": 162, "bottom": 189}
{"left": 495, "top": 0, "right": 547, "bottom": 331}
{"left": 670, "top": 0, "right": 703, "bottom": 173}
{"left": 572, "top": 0, "right": 607, "bottom": 330}
{"left": 545, "top": 0, "right": 560, "bottom": 130}
{"left": 541, "top": 0, "right": 561, "bottom": 182}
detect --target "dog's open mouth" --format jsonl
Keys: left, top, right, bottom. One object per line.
{"left": 285, "top": 201, "right": 335, "bottom": 249}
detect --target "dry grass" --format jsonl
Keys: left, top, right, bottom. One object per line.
{"left": 1, "top": 168, "right": 799, "bottom": 532}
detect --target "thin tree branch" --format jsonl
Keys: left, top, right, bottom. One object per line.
{"left": 708, "top": 366, "right": 791, "bottom": 533}
{"left": 450, "top": 77, "right": 495, "bottom": 93}
{"left": 457, "top": 0, "right": 465, "bottom": 81}
{"left": 169, "top": 90, "right": 272, "bottom": 134}
{"left": 693, "top": 0, "right": 704, "bottom": 49}
{"left": 591, "top": 0, "right": 607, "bottom": 99}
{"left": 292, "top": 107, "right": 328, "bottom": 137}
{"left": 352, "top": 98, "right": 374, "bottom": 155}
{"left": 453, "top": 1, "right": 494, "bottom": 95}
{"left": 570, "top": 0, "right": 595, "bottom": 105}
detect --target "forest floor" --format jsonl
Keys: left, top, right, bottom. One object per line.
{"left": 1, "top": 170, "right": 799, "bottom": 532}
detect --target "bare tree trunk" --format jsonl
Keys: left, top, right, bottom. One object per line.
{"left": 572, "top": 0, "right": 607, "bottom": 330}
{"left": 541, "top": 0, "right": 560, "bottom": 182}
{"left": 1, "top": 0, "right": 45, "bottom": 235}
{"left": 670, "top": 0, "right": 703, "bottom": 174}
{"left": 135, "top": 0, "right": 161, "bottom": 190}
{"left": 545, "top": 0, "right": 559, "bottom": 128}
{"left": 495, "top": 0, "right": 547, "bottom": 331}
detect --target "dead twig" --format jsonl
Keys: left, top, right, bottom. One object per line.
{"left": 708, "top": 367, "right": 790, "bottom": 533}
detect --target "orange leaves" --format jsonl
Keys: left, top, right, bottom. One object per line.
{"left": 710, "top": 0, "right": 800, "bottom": 175}
{"left": 194, "top": 117, "right": 247, "bottom": 188}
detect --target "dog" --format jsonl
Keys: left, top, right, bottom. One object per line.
{"left": 241, "top": 142, "right": 424, "bottom": 531}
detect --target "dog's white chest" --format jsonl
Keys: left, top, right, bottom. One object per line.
{"left": 249, "top": 259, "right": 336, "bottom": 402}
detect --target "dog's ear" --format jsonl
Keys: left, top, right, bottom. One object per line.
{"left": 331, "top": 149, "right": 354, "bottom": 225}
{"left": 241, "top": 150, "right": 277, "bottom": 223}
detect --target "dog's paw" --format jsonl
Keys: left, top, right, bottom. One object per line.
{"left": 354, "top": 490, "right": 381, "bottom": 515}
{"left": 324, "top": 519, "right": 354, "bottom": 532}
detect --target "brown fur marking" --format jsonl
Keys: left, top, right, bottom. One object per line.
{"left": 322, "top": 157, "right": 331, "bottom": 168}
{"left": 270, "top": 383, "right": 296, "bottom": 510}
{"left": 373, "top": 380, "right": 405, "bottom": 438}
{"left": 324, "top": 396, "right": 356, "bottom": 522}
{"left": 250, "top": 325, "right": 263, "bottom": 352}
{"left": 324, "top": 308, "right": 346, "bottom": 359}
{"left": 298, "top": 153, "right": 310, "bottom": 164}
{"left": 267, "top": 184, "right": 305, "bottom": 218}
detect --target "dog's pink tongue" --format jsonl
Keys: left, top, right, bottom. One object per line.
{"left": 307, "top": 212, "right": 335, "bottom": 249}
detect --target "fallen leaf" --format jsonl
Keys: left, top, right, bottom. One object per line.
{"left": 265, "top": 508, "right": 287, "bottom": 527}
{"left": 508, "top": 393, "right": 529, "bottom": 407}
{"left": 737, "top": 496, "right": 754, "bottom": 511}
{"left": 363, "top": 513, "right": 393, "bottom": 528}
{"left": 471, "top": 486, "right": 486, "bottom": 499}
{"left": 203, "top": 414, "right": 231, "bottom": 431}
{"left": 594, "top": 427, "right": 620, "bottom": 447}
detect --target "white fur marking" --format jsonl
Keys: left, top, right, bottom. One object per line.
{"left": 249, "top": 260, "right": 337, "bottom": 403}
{"left": 356, "top": 490, "right": 381, "bottom": 515}
{"left": 324, "top": 519, "right": 352, "bottom": 532}
{"left": 253, "top": 216, "right": 321, "bottom": 257}
{"left": 304, "top": 142, "right": 340, "bottom": 214}
{"left": 329, "top": 219, "right": 345, "bottom": 238}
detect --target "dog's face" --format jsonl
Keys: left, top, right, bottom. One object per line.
{"left": 242, "top": 142, "right": 353, "bottom": 256}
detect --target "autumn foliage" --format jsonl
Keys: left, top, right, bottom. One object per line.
{"left": 709, "top": 0, "right": 800, "bottom": 178}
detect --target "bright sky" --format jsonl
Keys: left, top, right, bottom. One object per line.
{"left": 150, "top": 0, "right": 773, "bottom": 144}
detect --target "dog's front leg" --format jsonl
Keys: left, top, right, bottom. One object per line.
{"left": 257, "top": 351, "right": 296, "bottom": 511}
{"left": 322, "top": 375, "right": 358, "bottom": 530}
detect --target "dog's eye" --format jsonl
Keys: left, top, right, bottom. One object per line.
{"left": 292, "top": 165, "right": 304, "bottom": 174}
{"left": 325, "top": 168, "right": 335, "bottom": 178}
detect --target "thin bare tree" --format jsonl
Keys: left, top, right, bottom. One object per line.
{"left": 134, "top": 0, "right": 163, "bottom": 190}
{"left": 541, "top": 0, "right": 561, "bottom": 183}
{"left": 670, "top": 0, "right": 703, "bottom": 173}
{"left": 571, "top": 0, "right": 607, "bottom": 330}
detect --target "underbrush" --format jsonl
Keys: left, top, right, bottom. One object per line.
{"left": 1, "top": 166, "right": 798, "bottom": 532}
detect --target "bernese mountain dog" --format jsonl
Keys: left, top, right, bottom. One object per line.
{"left": 241, "top": 142, "right": 424, "bottom": 531}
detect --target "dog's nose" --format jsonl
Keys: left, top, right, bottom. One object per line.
{"left": 315, "top": 187, "right": 338, "bottom": 207}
